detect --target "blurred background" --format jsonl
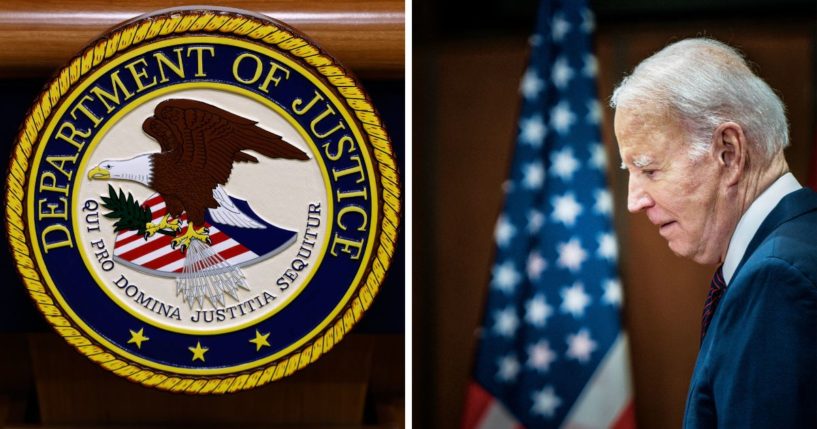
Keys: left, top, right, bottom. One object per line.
{"left": 414, "top": 0, "right": 816, "bottom": 428}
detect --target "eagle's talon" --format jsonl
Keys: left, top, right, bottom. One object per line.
{"left": 166, "top": 218, "right": 182, "bottom": 232}
{"left": 145, "top": 214, "right": 180, "bottom": 238}
{"left": 170, "top": 224, "right": 210, "bottom": 251}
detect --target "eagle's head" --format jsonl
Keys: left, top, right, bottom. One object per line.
{"left": 87, "top": 154, "right": 154, "bottom": 186}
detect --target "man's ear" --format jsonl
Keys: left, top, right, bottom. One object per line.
{"left": 712, "top": 122, "right": 746, "bottom": 186}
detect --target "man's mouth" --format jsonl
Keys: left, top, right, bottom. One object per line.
{"left": 659, "top": 221, "right": 676, "bottom": 234}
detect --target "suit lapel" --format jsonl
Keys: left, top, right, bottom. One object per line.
{"left": 732, "top": 188, "right": 817, "bottom": 279}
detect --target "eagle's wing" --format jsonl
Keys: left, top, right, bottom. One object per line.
{"left": 208, "top": 185, "right": 265, "bottom": 229}
{"left": 150, "top": 98, "right": 309, "bottom": 186}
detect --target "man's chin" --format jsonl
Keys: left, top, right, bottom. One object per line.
{"left": 667, "top": 240, "right": 693, "bottom": 259}
{"left": 668, "top": 240, "right": 718, "bottom": 264}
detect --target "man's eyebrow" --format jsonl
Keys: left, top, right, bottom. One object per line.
{"left": 632, "top": 155, "right": 654, "bottom": 168}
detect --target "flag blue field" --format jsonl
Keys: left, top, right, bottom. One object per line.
{"left": 462, "top": 1, "right": 636, "bottom": 428}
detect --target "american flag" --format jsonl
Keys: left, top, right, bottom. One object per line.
{"left": 462, "top": 1, "right": 636, "bottom": 428}
{"left": 113, "top": 193, "right": 297, "bottom": 276}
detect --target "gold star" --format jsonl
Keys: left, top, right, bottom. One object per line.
{"left": 189, "top": 341, "right": 208, "bottom": 362}
{"left": 249, "top": 330, "right": 271, "bottom": 351}
{"left": 127, "top": 328, "right": 149, "bottom": 349}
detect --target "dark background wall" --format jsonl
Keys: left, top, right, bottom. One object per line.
{"left": 414, "top": 1, "right": 816, "bottom": 428}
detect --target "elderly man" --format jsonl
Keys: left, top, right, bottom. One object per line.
{"left": 611, "top": 38, "right": 817, "bottom": 428}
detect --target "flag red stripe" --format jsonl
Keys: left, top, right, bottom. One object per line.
{"left": 136, "top": 231, "right": 245, "bottom": 271}
{"left": 116, "top": 231, "right": 148, "bottom": 247}
{"left": 149, "top": 206, "right": 168, "bottom": 219}
{"left": 132, "top": 230, "right": 230, "bottom": 269}
{"left": 136, "top": 246, "right": 186, "bottom": 271}
{"left": 144, "top": 195, "right": 163, "bottom": 206}
{"left": 169, "top": 242, "right": 252, "bottom": 272}
{"left": 461, "top": 382, "right": 494, "bottom": 429}
{"left": 118, "top": 234, "right": 181, "bottom": 260}
{"left": 217, "top": 242, "right": 252, "bottom": 261}
{"left": 611, "top": 399, "right": 637, "bottom": 429}
{"left": 129, "top": 231, "right": 230, "bottom": 269}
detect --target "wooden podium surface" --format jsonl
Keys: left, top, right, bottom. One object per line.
{"left": 0, "top": 0, "right": 405, "bottom": 77}
{"left": 1, "top": 332, "right": 404, "bottom": 427}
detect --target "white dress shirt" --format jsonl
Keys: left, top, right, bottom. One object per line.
{"left": 722, "top": 172, "right": 802, "bottom": 284}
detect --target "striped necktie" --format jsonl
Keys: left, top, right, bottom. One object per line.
{"left": 701, "top": 265, "right": 726, "bottom": 344}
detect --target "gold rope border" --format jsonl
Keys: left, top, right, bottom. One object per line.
{"left": 5, "top": 8, "right": 401, "bottom": 394}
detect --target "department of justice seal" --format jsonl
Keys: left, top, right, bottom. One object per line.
{"left": 5, "top": 7, "right": 400, "bottom": 393}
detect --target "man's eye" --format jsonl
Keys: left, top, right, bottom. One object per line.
{"left": 643, "top": 170, "right": 656, "bottom": 178}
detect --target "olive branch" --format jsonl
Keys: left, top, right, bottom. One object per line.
{"left": 100, "top": 185, "right": 174, "bottom": 236}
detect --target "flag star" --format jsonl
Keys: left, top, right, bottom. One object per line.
{"left": 523, "top": 162, "right": 545, "bottom": 189}
{"left": 550, "top": 147, "right": 580, "bottom": 181}
{"left": 494, "top": 215, "right": 516, "bottom": 247}
{"left": 566, "top": 329, "right": 598, "bottom": 363}
{"left": 529, "top": 34, "right": 542, "bottom": 47}
{"left": 520, "top": 68, "right": 545, "bottom": 100}
{"left": 561, "top": 282, "right": 591, "bottom": 317}
{"left": 551, "top": 13, "right": 571, "bottom": 41}
{"left": 497, "top": 354, "right": 521, "bottom": 382}
{"left": 583, "top": 54, "right": 598, "bottom": 78}
{"left": 527, "top": 209, "right": 544, "bottom": 234}
{"left": 594, "top": 189, "right": 613, "bottom": 215}
{"left": 526, "top": 252, "right": 548, "bottom": 281}
{"left": 551, "top": 56, "right": 574, "bottom": 89}
{"left": 527, "top": 340, "right": 557, "bottom": 372}
{"left": 531, "top": 386, "right": 562, "bottom": 418}
{"left": 520, "top": 115, "right": 547, "bottom": 147}
{"left": 581, "top": 8, "right": 595, "bottom": 33}
{"left": 603, "top": 278, "right": 623, "bottom": 306}
{"left": 557, "top": 238, "right": 587, "bottom": 272}
{"left": 525, "top": 294, "right": 553, "bottom": 327}
{"left": 597, "top": 232, "right": 618, "bottom": 261}
{"left": 586, "top": 99, "right": 602, "bottom": 124}
{"left": 552, "top": 193, "right": 583, "bottom": 226}
{"left": 492, "top": 261, "right": 521, "bottom": 293}
{"left": 589, "top": 142, "right": 607, "bottom": 170}
{"left": 493, "top": 306, "right": 520, "bottom": 337}
{"left": 550, "top": 101, "right": 576, "bottom": 135}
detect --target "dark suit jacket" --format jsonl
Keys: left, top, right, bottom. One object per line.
{"left": 684, "top": 188, "right": 817, "bottom": 428}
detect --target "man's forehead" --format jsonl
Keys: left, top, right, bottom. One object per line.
{"left": 615, "top": 107, "right": 683, "bottom": 164}
{"left": 614, "top": 106, "right": 666, "bottom": 134}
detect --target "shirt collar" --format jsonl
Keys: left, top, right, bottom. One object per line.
{"left": 722, "top": 172, "right": 802, "bottom": 284}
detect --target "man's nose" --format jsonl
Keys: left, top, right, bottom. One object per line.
{"left": 627, "top": 176, "right": 654, "bottom": 213}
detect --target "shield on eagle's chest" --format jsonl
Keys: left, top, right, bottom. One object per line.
{"left": 112, "top": 193, "right": 297, "bottom": 276}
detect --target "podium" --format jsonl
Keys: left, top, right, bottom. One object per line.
{"left": 0, "top": 2, "right": 405, "bottom": 428}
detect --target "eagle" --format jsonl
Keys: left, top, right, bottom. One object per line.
{"left": 87, "top": 98, "right": 310, "bottom": 251}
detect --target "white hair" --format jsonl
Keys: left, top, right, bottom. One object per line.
{"left": 610, "top": 38, "right": 789, "bottom": 163}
